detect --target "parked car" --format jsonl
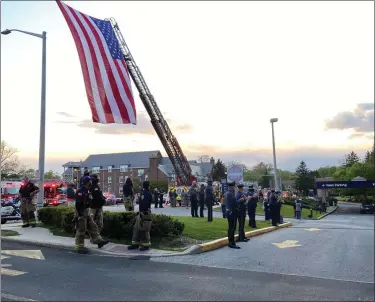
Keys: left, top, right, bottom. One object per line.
{"left": 360, "top": 202, "right": 374, "bottom": 214}
{"left": 104, "top": 194, "right": 117, "bottom": 206}
{"left": 1, "top": 201, "right": 21, "bottom": 224}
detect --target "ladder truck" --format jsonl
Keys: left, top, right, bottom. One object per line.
{"left": 109, "top": 18, "right": 196, "bottom": 186}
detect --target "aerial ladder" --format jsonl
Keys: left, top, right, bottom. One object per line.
{"left": 109, "top": 18, "right": 195, "bottom": 186}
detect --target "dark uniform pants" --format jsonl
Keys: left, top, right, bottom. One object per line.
{"left": 248, "top": 207, "right": 256, "bottom": 227}
{"left": 20, "top": 198, "right": 36, "bottom": 226}
{"left": 199, "top": 200, "right": 205, "bottom": 217}
{"left": 207, "top": 198, "right": 213, "bottom": 221}
{"left": 191, "top": 200, "right": 198, "bottom": 217}
{"left": 227, "top": 211, "right": 237, "bottom": 244}
{"left": 271, "top": 205, "right": 278, "bottom": 226}
{"left": 75, "top": 209, "right": 103, "bottom": 249}
{"left": 158, "top": 197, "right": 164, "bottom": 208}
{"left": 124, "top": 196, "right": 134, "bottom": 211}
{"left": 154, "top": 196, "right": 158, "bottom": 208}
{"left": 132, "top": 211, "right": 152, "bottom": 247}
{"left": 237, "top": 213, "right": 246, "bottom": 240}
{"left": 90, "top": 208, "right": 104, "bottom": 232}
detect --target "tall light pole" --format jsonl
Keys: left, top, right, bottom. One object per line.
{"left": 1, "top": 28, "right": 47, "bottom": 211}
{"left": 270, "top": 118, "right": 279, "bottom": 191}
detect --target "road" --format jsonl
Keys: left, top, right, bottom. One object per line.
{"left": 1, "top": 202, "right": 373, "bottom": 301}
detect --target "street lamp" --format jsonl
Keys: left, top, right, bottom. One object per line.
{"left": 2, "top": 28, "right": 47, "bottom": 210}
{"left": 270, "top": 118, "right": 279, "bottom": 191}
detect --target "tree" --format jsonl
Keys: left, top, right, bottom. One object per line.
{"left": 44, "top": 170, "right": 61, "bottom": 179}
{"left": 342, "top": 151, "right": 360, "bottom": 168}
{"left": 317, "top": 166, "right": 337, "bottom": 178}
{"left": 149, "top": 180, "right": 168, "bottom": 192}
{"left": 197, "top": 155, "right": 210, "bottom": 163}
{"left": 294, "top": 161, "right": 314, "bottom": 196}
{"left": 211, "top": 159, "right": 227, "bottom": 180}
{"left": 1, "top": 140, "right": 20, "bottom": 177}
{"left": 17, "top": 165, "right": 36, "bottom": 179}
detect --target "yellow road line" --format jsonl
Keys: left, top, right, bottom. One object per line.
{"left": 1, "top": 268, "right": 27, "bottom": 276}
{"left": 1, "top": 250, "right": 45, "bottom": 260}
{"left": 1, "top": 255, "right": 10, "bottom": 260}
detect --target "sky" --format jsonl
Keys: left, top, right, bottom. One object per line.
{"left": 1, "top": 1, "right": 374, "bottom": 173}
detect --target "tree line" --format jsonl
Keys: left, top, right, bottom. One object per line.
{"left": 1, "top": 140, "right": 61, "bottom": 180}
{"left": 209, "top": 145, "right": 374, "bottom": 196}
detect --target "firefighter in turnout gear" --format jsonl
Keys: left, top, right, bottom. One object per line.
{"left": 89, "top": 174, "right": 106, "bottom": 232}
{"left": 18, "top": 176, "right": 39, "bottom": 228}
{"left": 128, "top": 181, "right": 153, "bottom": 251}
{"left": 123, "top": 177, "right": 134, "bottom": 211}
{"left": 236, "top": 184, "right": 250, "bottom": 242}
{"left": 74, "top": 176, "right": 109, "bottom": 254}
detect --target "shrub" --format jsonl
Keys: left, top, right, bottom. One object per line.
{"left": 37, "top": 207, "right": 184, "bottom": 239}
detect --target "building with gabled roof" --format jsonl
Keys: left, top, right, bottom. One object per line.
{"left": 62, "top": 150, "right": 213, "bottom": 196}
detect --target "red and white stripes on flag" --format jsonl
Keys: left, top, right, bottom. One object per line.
{"left": 56, "top": 1, "right": 136, "bottom": 124}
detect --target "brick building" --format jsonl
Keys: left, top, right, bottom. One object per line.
{"left": 62, "top": 150, "right": 213, "bottom": 197}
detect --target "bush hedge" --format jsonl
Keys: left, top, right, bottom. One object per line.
{"left": 38, "top": 207, "right": 184, "bottom": 239}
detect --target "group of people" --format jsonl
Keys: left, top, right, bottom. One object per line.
{"left": 224, "top": 183, "right": 283, "bottom": 249}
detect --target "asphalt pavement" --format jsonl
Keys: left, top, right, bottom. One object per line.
{"left": 1, "top": 202, "right": 373, "bottom": 301}
{"left": 1, "top": 239, "right": 373, "bottom": 301}
{"left": 152, "top": 202, "right": 374, "bottom": 283}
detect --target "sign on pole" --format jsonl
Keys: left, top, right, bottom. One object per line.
{"left": 227, "top": 165, "right": 244, "bottom": 183}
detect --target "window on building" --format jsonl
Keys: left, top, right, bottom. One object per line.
{"left": 119, "top": 176, "right": 124, "bottom": 183}
{"left": 119, "top": 187, "right": 123, "bottom": 195}
{"left": 145, "top": 174, "right": 149, "bottom": 180}
{"left": 120, "top": 165, "right": 129, "bottom": 172}
{"left": 92, "top": 167, "right": 100, "bottom": 173}
{"left": 138, "top": 169, "right": 144, "bottom": 177}
{"left": 80, "top": 168, "right": 85, "bottom": 174}
{"left": 108, "top": 166, "right": 112, "bottom": 173}
{"left": 108, "top": 176, "right": 112, "bottom": 184}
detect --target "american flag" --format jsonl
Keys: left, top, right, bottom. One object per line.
{"left": 56, "top": 1, "right": 136, "bottom": 124}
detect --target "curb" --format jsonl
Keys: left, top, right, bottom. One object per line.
{"left": 198, "top": 222, "right": 292, "bottom": 253}
{"left": 316, "top": 206, "right": 339, "bottom": 220}
{"left": 0, "top": 235, "right": 200, "bottom": 258}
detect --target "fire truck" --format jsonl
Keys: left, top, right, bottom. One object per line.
{"left": 43, "top": 180, "right": 67, "bottom": 207}
{"left": 1, "top": 181, "right": 23, "bottom": 202}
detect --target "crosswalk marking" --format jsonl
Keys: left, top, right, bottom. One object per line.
{"left": 1, "top": 267, "right": 27, "bottom": 276}
{"left": 1, "top": 293, "right": 37, "bottom": 301}
{"left": 1, "top": 255, "right": 10, "bottom": 260}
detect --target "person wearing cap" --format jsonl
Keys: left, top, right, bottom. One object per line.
{"left": 74, "top": 176, "right": 109, "bottom": 254}
{"left": 79, "top": 169, "right": 91, "bottom": 187}
{"left": 247, "top": 185, "right": 258, "bottom": 228}
{"left": 89, "top": 174, "right": 106, "bottom": 233}
{"left": 224, "top": 181, "right": 240, "bottom": 249}
{"left": 18, "top": 176, "right": 40, "bottom": 228}
{"left": 123, "top": 177, "right": 134, "bottom": 211}
{"left": 236, "top": 184, "right": 250, "bottom": 242}
{"left": 205, "top": 180, "right": 214, "bottom": 222}
{"left": 268, "top": 189, "right": 279, "bottom": 226}
{"left": 189, "top": 181, "right": 199, "bottom": 217}
{"left": 128, "top": 181, "right": 153, "bottom": 251}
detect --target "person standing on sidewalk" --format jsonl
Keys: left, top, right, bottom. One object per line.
{"left": 189, "top": 181, "right": 199, "bottom": 217}
{"left": 128, "top": 181, "right": 153, "bottom": 251}
{"left": 205, "top": 180, "right": 214, "bottom": 222}
{"left": 236, "top": 184, "right": 249, "bottom": 242}
{"left": 158, "top": 190, "right": 164, "bottom": 208}
{"left": 198, "top": 184, "right": 205, "bottom": 218}
{"left": 247, "top": 186, "right": 257, "bottom": 228}
{"left": 66, "top": 183, "right": 76, "bottom": 206}
{"left": 18, "top": 176, "right": 39, "bottom": 228}
{"left": 74, "top": 176, "right": 109, "bottom": 254}
{"left": 295, "top": 198, "right": 302, "bottom": 219}
{"left": 123, "top": 178, "right": 134, "bottom": 212}
{"left": 89, "top": 174, "right": 106, "bottom": 233}
{"left": 224, "top": 181, "right": 240, "bottom": 249}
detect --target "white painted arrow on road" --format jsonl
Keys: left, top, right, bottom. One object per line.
{"left": 272, "top": 240, "right": 302, "bottom": 249}
{"left": 304, "top": 228, "right": 322, "bottom": 232}
{"left": 1, "top": 250, "right": 45, "bottom": 260}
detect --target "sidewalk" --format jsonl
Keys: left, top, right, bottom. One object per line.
{"left": 1, "top": 223, "right": 199, "bottom": 258}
